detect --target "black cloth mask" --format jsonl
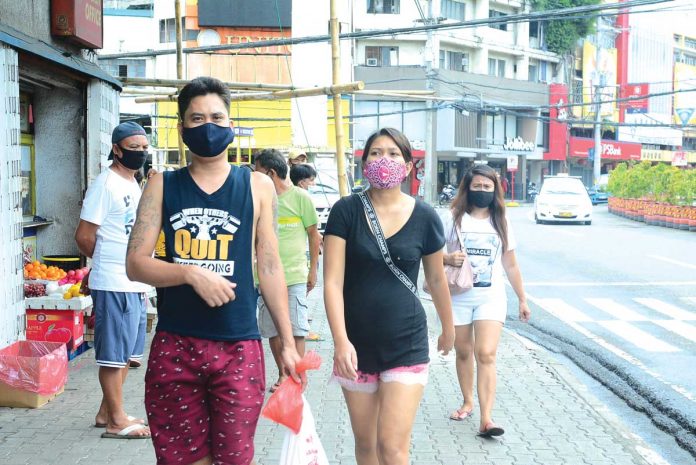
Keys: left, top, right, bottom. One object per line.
{"left": 116, "top": 147, "right": 147, "bottom": 170}
{"left": 469, "top": 190, "right": 495, "bottom": 209}
{"left": 182, "top": 123, "right": 235, "bottom": 158}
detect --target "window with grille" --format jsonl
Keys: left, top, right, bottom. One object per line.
{"left": 160, "top": 18, "right": 189, "bottom": 43}
{"left": 441, "top": 0, "right": 465, "bottom": 21}
{"left": 489, "top": 10, "right": 508, "bottom": 31}
{"left": 367, "top": 0, "right": 400, "bottom": 14}
{"left": 488, "top": 58, "right": 505, "bottom": 77}
{"left": 444, "top": 51, "right": 469, "bottom": 72}
{"left": 365, "top": 46, "right": 399, "bottom": 66}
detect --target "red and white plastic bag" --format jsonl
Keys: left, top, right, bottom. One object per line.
{"left": 278, "top": 395, "right": 329, "bottom": 465}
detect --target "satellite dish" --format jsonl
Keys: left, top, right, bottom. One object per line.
{"left": 197, "top": 29, "right": 221, "bottom": 47}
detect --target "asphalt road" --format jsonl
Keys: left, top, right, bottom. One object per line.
{"left": 502, "top": 203, "right": 696, "bottom": 463}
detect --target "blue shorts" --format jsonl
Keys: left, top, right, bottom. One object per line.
{"left": 92, "top": 290, "right": 147, "bottom": 368}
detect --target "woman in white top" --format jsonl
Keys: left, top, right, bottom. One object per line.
{"left": 444, "top": 164, "right": 531, "bottom": 437}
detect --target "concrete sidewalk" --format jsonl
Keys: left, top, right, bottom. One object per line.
{"left": 0, "top": 285, "right": 659, "bottom": 465}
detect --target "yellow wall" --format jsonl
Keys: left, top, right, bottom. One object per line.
{"left": 326, "top": 97, "right": 352, "bottom": 151}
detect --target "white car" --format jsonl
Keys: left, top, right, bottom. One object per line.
{"left": 534, "top": 175, "right": 593, "bottom": 225}
{"left": 308, "top": 183, "right": 340, "bottom": 233}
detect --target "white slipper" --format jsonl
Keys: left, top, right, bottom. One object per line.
{"left": 100, "top": 423, "right": 150, "bottom": 439}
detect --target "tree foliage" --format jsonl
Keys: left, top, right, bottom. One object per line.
{"left": 532, "top": 0, "right": 602, "bottom": 55}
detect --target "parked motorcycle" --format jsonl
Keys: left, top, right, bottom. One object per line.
{"left": 438, "top": 184, "right": 457, "bottom": 206}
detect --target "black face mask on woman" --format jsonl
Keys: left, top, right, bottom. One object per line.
{"left": 117, "top": 147, "right": 148, "bottom": 170}
{"left": 469, "top": 190, "right": 495, "bottom": 208}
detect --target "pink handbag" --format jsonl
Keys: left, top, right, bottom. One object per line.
{"left": 424, "top": 224, "right": 473, "bottom": 295}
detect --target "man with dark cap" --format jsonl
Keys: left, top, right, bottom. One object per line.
{"left": 75, "top": 121, "right": 151, "bottom": 439}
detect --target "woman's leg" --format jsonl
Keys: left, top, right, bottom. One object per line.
{"left": 473, "top": 320, "right": 504, "bottom": 430}
{"left": 376, "top": 381, "right": 425, "bottom": 465}
{"left": 342, "top": 389, "right": 380, "bottom": 465}
{"left": 452, "top": 324, "right": 475, "bottom": 418}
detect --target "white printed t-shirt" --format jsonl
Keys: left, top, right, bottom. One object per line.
{"left": 443, "top": 212, "right": 516, "bottom": 304}
{"left": 80, "top": 168, "right": 150, "bottom": 292}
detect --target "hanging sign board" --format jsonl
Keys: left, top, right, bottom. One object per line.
{"left": 51, "top": 0, "right": 103, "bottom": 49}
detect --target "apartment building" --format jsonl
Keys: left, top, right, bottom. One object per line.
{"left": 352, "top": 0, "right": 562, "bottom": 198}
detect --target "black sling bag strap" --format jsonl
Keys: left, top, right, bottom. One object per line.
{"left": 358, "top": 191, "right": 419, "bottom": 297}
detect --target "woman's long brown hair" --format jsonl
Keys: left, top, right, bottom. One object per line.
{"left": 450, "top": 164, "right": 509, "bottom": 252}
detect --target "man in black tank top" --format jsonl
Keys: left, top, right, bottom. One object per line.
{"left": 126, "top": 77, "right": 303, "bottom": 465}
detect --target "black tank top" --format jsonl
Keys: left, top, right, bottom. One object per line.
{"left": 158, "top": 166, "right": 259, "bottom": 341}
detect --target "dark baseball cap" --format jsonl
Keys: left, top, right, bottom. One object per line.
{"left": 109, "top": 122, "right": 147, "bottom": 160}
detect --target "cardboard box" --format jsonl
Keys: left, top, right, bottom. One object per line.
{"left": 0, "top": 383, "right": 64, "bottom": 408}
{"left": 0, "top": 341, "right": 67, "bottom": 408}
{"left": 26, "top": 309, "right": 84, "bottom": 351}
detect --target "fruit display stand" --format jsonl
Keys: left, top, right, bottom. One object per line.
{"left": 25, "top": 296, "right": 93, "bottom": 357}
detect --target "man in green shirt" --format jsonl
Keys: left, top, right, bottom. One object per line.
{"left": 255, "top": 149, "right": 322, "bottom": 391}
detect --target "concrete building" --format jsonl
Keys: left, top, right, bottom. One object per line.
{"left": 99, "top": 0, "right": 352, "bottom": 172}
{"left": 0, "top": 0, "right": 120, "bottom": 346}
{"left": 351, "top": 0, "right": 562, "bottom": 199}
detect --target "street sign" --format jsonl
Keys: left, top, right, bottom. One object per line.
{"left": 676, "top": 108, "right": 694, "bottom": 126}
{"left": 506, "top": 155, "right": 518, "bottom": 172}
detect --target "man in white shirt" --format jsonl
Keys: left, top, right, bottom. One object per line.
{"left": 75, "top": 122, "right": 151, "bottom": 439}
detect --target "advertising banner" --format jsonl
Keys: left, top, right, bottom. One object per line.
{"left": 582, "top": 42, "right": 618, "bottom": 120}
{"left": 51, "top": 0, "right": 103, "bottom": 49}
{"left": 569, "top": 137, "right": 641, "bottom": 160}
{"left": 674, "top": 62, "right": 696, "bottom": 126}
{"left": 619, "top": 83, "right": 649, "bottom": 114}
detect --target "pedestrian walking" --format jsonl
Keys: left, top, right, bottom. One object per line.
{"left": 289, "top": 162, "right": 317, "bottom": 190}
{"left": 323, "top": 127, "right": 455, "bottom": 465}
{"left": 254, "top": 149, "right": 322, "bottom": 392}
{"left": 445, "top": 164, "right": 530, "bottom": 437}
{"left": 125, "top": 76, "right": 303, "bottom": 465}
{"left": 74, "top": 121, "right": 151, "bottom": 439}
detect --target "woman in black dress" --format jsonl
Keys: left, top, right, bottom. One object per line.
{"left": 323, "top": 128, "right": 455, "bottom": 465}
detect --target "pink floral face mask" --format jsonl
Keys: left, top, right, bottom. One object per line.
{"left": 362, "top": 156, "right": 408, "bottom": 190}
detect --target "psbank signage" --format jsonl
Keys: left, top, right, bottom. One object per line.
{"left": 569, "top": 137, "right": 641, "bottom": 160}
{"left": 51, "top": 0, "right": 103, "bottom": 49}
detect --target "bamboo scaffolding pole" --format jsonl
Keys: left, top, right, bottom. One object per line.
{"left": 134, "top": 82, "right": 364, "bottom": 104}
{"left": 174, "top": 0, "right": 187, "bottom": 167}
{"left": 120, "top": 77, "right": 295, "bottom": 91}
{"left": 330, "top": 0, "right": 349, "bottom": 197}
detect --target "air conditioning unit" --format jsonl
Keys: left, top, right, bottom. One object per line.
{"left": 366, "top": 58, "right": 379, "bottom": 67}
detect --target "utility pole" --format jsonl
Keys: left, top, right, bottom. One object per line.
{"left": 330, "top": 0, "right": 349, "bottom": 197}
{"left": 592, "top": 21, "right": 604, "bottom": 185}
{"left": 175, "top": 0, "right": 187, "bottom": 167}
{"left": 423, "top": 0, "right": 436, "bottom": 204}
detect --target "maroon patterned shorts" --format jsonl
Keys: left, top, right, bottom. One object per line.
{"left": 145, "top": 331, "right": 266, "bottom": 465}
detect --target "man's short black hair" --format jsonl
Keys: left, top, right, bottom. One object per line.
{"left": 289, "top": 163, "right": 317, "bottom": 186}
{"left": 255, "top": 149, "right": 288, "bottom": 180}
{"left": 178, "top": 77, "right": 231, "bottom": 119}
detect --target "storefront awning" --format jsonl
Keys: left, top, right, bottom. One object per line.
{"left": 0, "top": 23, "right": 121, "bottom": 90}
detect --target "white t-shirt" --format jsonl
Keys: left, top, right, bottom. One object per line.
{"left": 443, "top": 212, "right": 516, "bottom": 302}
{"left": 80, "top": 168, "right": 150, "bottom": 292}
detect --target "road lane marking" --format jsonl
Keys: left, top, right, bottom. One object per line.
{"left": 585, "top": 298, "right": 648, "bottom": 321}
{"left": 525, "top": 281, "right": 696, "bottom": 287}
{"left": 634, "top": 298, "right": 696, "bottom": 320}
{"left": 527, "top": 294, "right": 696, "bottom": 404}
{"left": 647, "top": 254, "right": 696, "bottom": 271}
{"left": 597, "top": 321, "right": 680, "bottom": 352}
{"left": 653, "top": 320, "right": 696, "bottom": 345}
{"left": 534, "top": 298, "right": 592, "bottom": 322}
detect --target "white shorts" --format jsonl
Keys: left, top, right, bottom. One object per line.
{"left": 451, "top": 290, "right": 507, "bottom": 326}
